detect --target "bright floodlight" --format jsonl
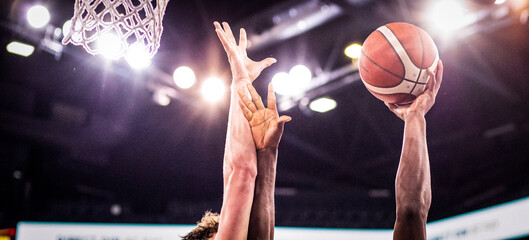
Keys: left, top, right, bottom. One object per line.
{"left": 201, "top": 77, "right": 226, "bottom": 103}
{"left": 97, "top": 32, "right": 122, "bottom": 59}
{"left": 27, "top": 5, "right": 50, "bottom": 28}
{"left": 309, "top": 97, "right": 337, "bottom": 113}
{"left": 430, "top": 1, "right": 468, "bottom": 32}
{"left": 494, "top": 0, "right": 506, "bottom": 4}
{"left": 62, "top": 20, "right": 72, "bottom": 37}
{"left": 345, "top": 43, "right": 362, "bottom": 59}
{"left": 110, "top": 204, "right": 122, "bottom": 216}
{"left": 297, "top": 20, "right": 308, "bottom": 30}
{"left": 272, "top": 65, "right": 312, "bottom": 97}
{"left": 153, "top": 91, "right": 170, "bottom": 106}
{"left": 6, "top": 41, "right": 35, "bottom": 57}
{"left": 271, "top": 72, "right": 292, "bottom": 96}
{"left": 173, "top": 66, "right": 196, "bottom": 89}
{"left": 63, "top": 19, "right": 82, "bottom": 42}
{"left": 125, "top": 43, "right": 151, "bottom": 69}
{"left": 289, "top": 65, "right": 312, "bottom": 84}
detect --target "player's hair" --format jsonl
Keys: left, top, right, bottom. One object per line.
{"left": 181, "top": 211, "right": 220, "bottom": 240}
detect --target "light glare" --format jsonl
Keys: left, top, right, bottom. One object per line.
{"left": 271, "top": 72, "right": 293, "bottom": 96}
{"left": 97, "top": 32, "right": 122, "bottom": 59}
{"left": 309, "top": 97, "right": 337, "bottom": 113}
{"left": 62, "top": 20, "right": 72, "bottom": 37}
{"left": 201, "top": 77, "right": 226, "bottom": 103}
{"left": 27, "top": 5, "right": 50, "bottom": 28}
{"left": 125, "top": 43, "right": 151, "bottom": 69}
{"left": 289, "top": 65, "right": 312, "bottom": 83}
{"left": 6, "top": 41, "right": 35, "bottom": 57}
{"left": 345, "top": 43, "right": 362, "bottom": 59}
{"left": 430, "top": 1, "right": 468, "bottom": 32}
{"left": 494, "top": 0, "right": 506, "bottom": 4}
{"left": 173, "top": 66, "right": 196, "bottom": 89}
{"left": 272, "top": 65, "right": 312, "bottom": 97}
{"left": 153, "top": 91, "right": 171, "bottom": 106}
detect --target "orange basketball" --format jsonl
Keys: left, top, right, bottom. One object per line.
{"left": 358, "top": 22, "right": 439, "bottom": 104}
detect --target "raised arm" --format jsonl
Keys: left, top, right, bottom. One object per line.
{"left": 389, "top": 60, "right": 443, "bottom": 240}
{"left": 237, "top": 83, "right": 291, "bottom": 240}
{"left": 213, "top": 21, "right": 276, "bottom": 240}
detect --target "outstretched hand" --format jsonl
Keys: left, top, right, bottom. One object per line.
{"left": 237, "top": 83, "right": 292, "bottom": 150}
{"left": 386, "top": 60, "right": 444, "bottom": 121}
{"left": 214, "top": 21, "right": 277, "bottom": 83}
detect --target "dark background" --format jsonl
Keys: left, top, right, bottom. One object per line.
{"left": 1, "top": 0, "right": 529, "bottom": 229}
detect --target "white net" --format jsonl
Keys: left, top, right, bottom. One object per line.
{"left": 62, "top": 0, "right": 169, "bottom": 59}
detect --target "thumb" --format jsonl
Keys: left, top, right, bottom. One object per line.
{"left": 385, "top": 102, "right": 398, "bottom": 112}
{"left": 258, "top": 58, "right": 277, "bottom": 70}
{"left": 277, "top": 115, "right": 292, "bottom": 123}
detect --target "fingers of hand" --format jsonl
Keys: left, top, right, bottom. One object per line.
{"left": 213, "top": 21, "right": 222, "bottom": 30}
{"left": 239, "top": 28, "right": 247, "bottom": 50}
{"left": 214, "top": 23, "right": 234, "bottom": 54}
{"left": 267, "top": 82, "right": 277, "bottom": 111}
{"left": 237, "top": 88, "right": 257, "bottom": 113}
{"left": 426, "top": 59, "right": 444, "bottom": 98}
{"left": 237, "top": 99, "right": 253, "bottom": 121}
{"left": 425, "top": 68, "right": 436, "bottom": 94}
{"left": 247, "top": 83, "right": 265, "bottom": 110}
{"left": 222, "top": 22, "right": 236, "bottom": 44}
{"left": 435, "top": 59, "right": 444, "bottom": 91}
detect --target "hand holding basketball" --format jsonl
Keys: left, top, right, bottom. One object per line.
{"left": 214, "top": 22, "right": 277, "bottom": 83}
{"left": 237, "top": 83, "right": 292, "bottom": 150}
{"left": 359, "top": 22, "right": 439, "bottom": 105}
{"left": 386, "top": 60, "right": 443, "bottom": 121}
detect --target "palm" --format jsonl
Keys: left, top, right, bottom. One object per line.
{"left": 238, "top": 83, "right": 291, "bottom": 150}
{"left": 386, "top": 61, "right": 444, "bottom": 121}
{"left": 248, "top": 109, "right": 282, "bottom": 150}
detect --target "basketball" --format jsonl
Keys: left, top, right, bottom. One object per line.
{"left": 358, "top": 22, "right": 439, "bottom": 104}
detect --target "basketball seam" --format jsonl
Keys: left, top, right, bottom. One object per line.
{"left": 384, "top": 26, "right": 418, "bottom": 69}
{"left": 383, "top": 26, "right": 418, "bottom": 103}
{"left": 360, "top": 62, "right": 369, "bottom": 73}
{"left": 376, "top": 29, "right": 406, "bottom": 82}
{"left": 404, "top": 27, "right": 426, "bottom": 102}
{"left": 360, "top": 49, "right": 416, "bottom": 85}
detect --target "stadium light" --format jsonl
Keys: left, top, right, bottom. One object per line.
{"left": 289, "top": 65, "right": 312, "bottom": 84}
{"left": 345, "top": 43, "right": 362, "bottom": 59}
{"left": 27, "top": 5, "right": 50, "bottom": 28}
{"left": 173, "top": 66, "right": 196, "bottom": 89}
{"left": 271, "top": 72, "right": 292, "bottom": 96}
{"left": 125, "top": 43, "right": 151, "bottom": 69}
{"left": 153, "top": 91, "right": 171, "bottom": 106}
{"left": 309, "top": 97, "right": 337, "bottom": 113}
{"left": 429, "top": 0, "right": 469, "bottom": 32}
{"left": 62, "top": 20, "right": 72, "bottom": 37}
{"left": 201, "top": 77, "right": 226, "bottom": 103}
{"left": 62, "top": 20, "right": 71, "bottom": 37}
{"left": 6, "top": 41, "right": 35, "bottom": 57}
{"left": 272, "top": 64, "right": 312, "bottom": 97}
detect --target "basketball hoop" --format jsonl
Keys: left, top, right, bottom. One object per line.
{"left": 62, "top": 0, "right": 169, "bottom": 60}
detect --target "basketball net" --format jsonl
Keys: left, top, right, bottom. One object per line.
{"left": 62, "top": 0, "right": 169, "bottom": 59}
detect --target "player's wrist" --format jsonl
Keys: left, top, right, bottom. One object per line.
{"left": 231, "top": 79, "right": 251, "bottom": 91}
{"left": 232, "top": 77, "right": 251, "bottom": 85}
{"left": 404, "top": 111, "right": 426, "bottom": 122}
{"left": 257, "top": 147, "right": 278, "bottom": 155}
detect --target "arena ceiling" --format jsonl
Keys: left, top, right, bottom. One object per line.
{"left": 1, "top": 0, "right": 529, "bottom": 229}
